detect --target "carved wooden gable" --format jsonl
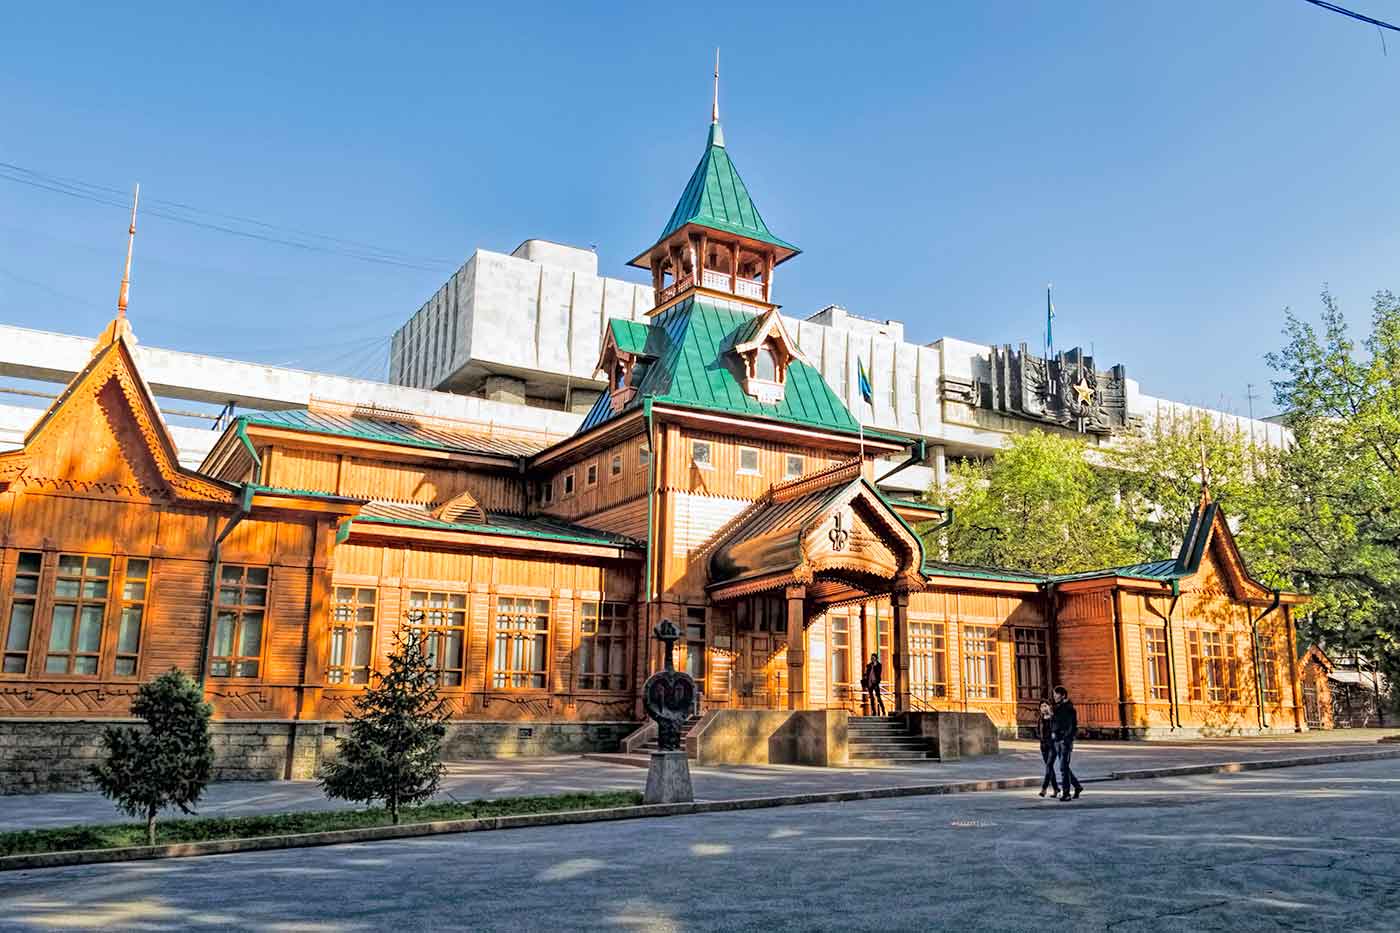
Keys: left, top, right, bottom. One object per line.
{"left": 5, "top": 328, "right": 233, "bottom": 505}
{"left": 800, "top": 483, "right": 923, "bottom": 589}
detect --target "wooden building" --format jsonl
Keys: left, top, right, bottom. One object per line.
{"left": 0, "top": 109, "right": 1312, "bottom": 791}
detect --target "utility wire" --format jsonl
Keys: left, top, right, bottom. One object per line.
{"left": 0, "top": 162, "right": 456, "bottom": 272}
{"left": 1301, "top": 0, "right": 1400, "bottom": 32}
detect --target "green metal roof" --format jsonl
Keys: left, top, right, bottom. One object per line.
{"left": 239, "top": 409, "right": 545, "bottom": 459}
{"left": 645, "top": 123, "right": 798, "bottom": 258}
{"left": 608, "top": 319, "right": 659, "bottom": 357}
{"left": 353, "top": 501, "right": 640, "bottom": 550}
{"left": 578, "top": 297, "right": 864, "bottom": 437}
{"left": 920, "top": 560, "right": 1050, "bottom": 585}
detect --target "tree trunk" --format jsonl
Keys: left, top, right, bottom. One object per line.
{"left": 146, "top": 807, "right": 157, "bottom": 847}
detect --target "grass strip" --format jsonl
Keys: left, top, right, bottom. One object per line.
{"left": 0, "top": 790, "right": 643, "bottom": 857}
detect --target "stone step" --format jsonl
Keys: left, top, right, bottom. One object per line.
{"left": 848, "top": 739, "right": 929, "bottom": 751}
{"left": 847, "top": 753, "right": 937, "bottom": 765}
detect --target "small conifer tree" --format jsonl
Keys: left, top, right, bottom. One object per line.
{"left": 320, "top": 627, "right": 449, "bottom": 823}
{"left": 89, "top": 668, "right": 215, "bottom": 846}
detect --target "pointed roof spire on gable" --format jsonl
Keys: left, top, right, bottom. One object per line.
{"left": 628, "top": 60, "right": 797, "bottom": 270}
{"left": 94, "top": 184, "right": 141, "bottom": 355}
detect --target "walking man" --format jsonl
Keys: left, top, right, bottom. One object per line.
{"left": 863, "top": 653, "right": 886, "bottom": 716}
{"left": 1051, "top": 685, "right": 1083, "bottom": 800}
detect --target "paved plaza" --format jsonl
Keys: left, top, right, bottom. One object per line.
{"left": 1, "top": 757, "right": 1398, "bottom": 931}
{"left": 0, "top": 729, "right": 1396, "bottom": 831}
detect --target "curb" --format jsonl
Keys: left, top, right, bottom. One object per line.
{"left": 5, "top": 749, "right": 1398, "bottom": 873}
{"left": 1107, "top": 747, "right": 1400, "bottom": 780}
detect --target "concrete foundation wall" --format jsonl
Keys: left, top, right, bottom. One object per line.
{"left": 0, "top": 719, "right": 635, "bottom": 795}
{"left": 902, "top": 711, "right": 999, "bottom": 760}
{"left": 692, "top": 710, "right": 848, "bottom": 766}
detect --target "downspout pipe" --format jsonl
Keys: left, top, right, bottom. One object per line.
{"left": 1111, "top": 589, "right": 1130, "bottom": 739}
{"left": 198, "top": 484, "right": 254, "bottom": 685}
{"left": 641, "top": 396, "right": 657, "bottom": 700}
{"left": 1251, "top": 589, "right": 1282, "bottom": 731}
{"left": 1163, "top": 579, "right": 1183, "bottom": 731}
{"left": 235, "top": 418, "right": 263, "bottom": 484}
{"left": 875, "top": 438, "right": 927, "bottom": 485}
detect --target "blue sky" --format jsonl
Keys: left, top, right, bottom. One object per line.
{"left": 1, "top": 1, "right": 1396, "bottom": 415}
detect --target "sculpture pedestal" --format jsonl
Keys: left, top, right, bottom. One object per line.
{"left": 643, "top": 750, "right": 694, "bottom": 804}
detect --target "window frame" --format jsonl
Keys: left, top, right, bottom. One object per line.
{"left": 1012, "top": 627, "right": 1048, "bottom": 702}
{"left": 562, "top": 471, "right": 576, "bottom": 498}
{"left": 328, "top": 586, "right": 378, "bottom": 685}
{"left": 829, "top": 610, "right": 853, "bottom": 699}
{"left": 492, "top": 596, "right": 551, "bottom": 690}
{"left": 585, "top": 462, "right": 598, "bottom": 487}
{"left": 691, "top": 440, "right": 714, "bottom": 469}
{"left": 540, "top": 480, "right": 554, "bottom": 505}
{"left": 683, "top": 606, "right": 707, "bottom": 686}
{"left": 961, "top": 622, "right": 999, "bottom": 700}
{"left": 1260, "top": 633, "right": 1280, "bottom": 704}
{"left": 784, "top": 454, "right": 804, "bottom": 480}
{"left": 45, "top": 553, "right": 114, "bottom": 677}
{"left": 609, "top": 454, "right": 623, "bottom": 480}
{"left": 113, "top": 557, "right": 150, "bottom": 679}
{"left": 737, "top": 446, "right": 760, "bottom": 476}
{"left": 909, "top": 618, "right": 948, "bottom": 701}
{"left": 209, "top": 564, "right": 271, "bottom": 679}
{"left": 2, "top": 551, "right": 43, "bottom": 675}
{"left": 576, "top": 600, "right": 631, "bottom": 692}
{"left": 404, "top": 589, "right": 468, "bottom": 687}
{"left": 1144, "top": 626, "right": 1170, "bottom": 701}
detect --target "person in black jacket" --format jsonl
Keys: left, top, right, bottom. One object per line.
{"left": 862, "top": 654, "right": 886, "bottom": 716}
{"left": 1037, "top": 699, "right": 1059, "bottom": 798}
{"left": 1051, "top": 685, "right": 1083, "bottom": 800}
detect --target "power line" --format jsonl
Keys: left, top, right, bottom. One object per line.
{"left": 0, "top": 162, "right": 456, "bottom": 272}
{"left": 1301, "top": 0, "right": 1400, "bottom": 32}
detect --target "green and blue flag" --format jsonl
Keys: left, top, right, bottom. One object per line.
{"left": 857, "top": 358, "right": 873, "bottom": 406}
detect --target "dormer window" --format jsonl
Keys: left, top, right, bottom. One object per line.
{"left": 755, "top": 347, "right": 777, "bottom": 382}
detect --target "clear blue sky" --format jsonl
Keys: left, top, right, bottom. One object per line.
{"left": 1, "top": 2, "right": 1396, "bottom": 415}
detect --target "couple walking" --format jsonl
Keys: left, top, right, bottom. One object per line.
{"left": 1037, "top": 686, "right": 1083, "bottom": 801}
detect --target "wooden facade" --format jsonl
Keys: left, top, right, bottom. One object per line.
{"left": 0, "top": 115, "right": 1314, "bottom": 776}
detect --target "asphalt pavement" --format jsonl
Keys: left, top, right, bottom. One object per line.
{"left": 1, "top": 758, "right": 1397, "bottom": 932}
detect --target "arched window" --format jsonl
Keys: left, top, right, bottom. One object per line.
{"left": 755, "top": 347, "right": 778, "bottom": 382}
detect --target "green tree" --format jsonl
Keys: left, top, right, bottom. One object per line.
{"left": 320, "top": 629, "right": 449, "bottom": 824}
{"left": 934, "top": 430, "right": 1140, "bottom": 574}
{"left": 1110, "top": 411, "right": 1295, "bottom": 587}
{"left": 89, "top": 668, "right": 215, "bottom": 846}
{"left": 1267, "top": 289, "right": 1400, "bottom": 677}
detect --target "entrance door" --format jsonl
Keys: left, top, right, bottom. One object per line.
{"left": 736, "top": 632, "right": 779, "bottom": 708}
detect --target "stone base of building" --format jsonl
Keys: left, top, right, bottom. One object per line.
{"left": 1078, "top": 724, "right": 1305, "bottom": 741}
{"left": 0, "top": 719, "right": 637, "bottom": 795}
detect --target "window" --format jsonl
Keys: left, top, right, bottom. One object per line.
{"left": 1260, "top": 634, "right": 1280, "bottom": 703}
{"left": 114, "top": 558, "right": 149, "bottom": 677}
{"left": 610, "top": 454, "right": 623, "bottom": 479}
{"left": 1227, "top": 634, "right": 1243, "bottom": 702}
{"left": 1189, "top": 629, "right": 1228, "bottom": 702}
{"left": 45, "top": 554, "right": 111, "bottom": 675}
{"left": 540, "top": 480, "right": 553, "bottom": 505}
{"left": 3, "top": 552, "right": 41, "bottom": 673}
{"left": 493, "top": 597, "right": 550, "bottom": 689}
{"left": 329, "top": 587, "right": 377, "bottom": 685}
{"left": 563, "top": 472, "right": 576, "bottom": 497}
{"left": 910, "top": 620, "right": 947, "bottom": 699}
{"left": 684, "top": 607, "right": 706, "bottom": 684}
{"left": 406, "top": 590, "right": 467, "bottom": 686}
{"left": 755, "top": 347, "right": 778, "bottom": 382}
{"left": 1145, "top": 627, "right": 1170, "bottom": 700}
{"left": 578, "top": 601, "right": 630, "bottom": 691}
{"left": 830, "top": 611, "right": 852, "bottom": 693}
{"left": 691, "top": 440, "right": 713, "bottom": 468}
{"left": 639, "top": 443, "right": 651, "bottom": 470}
{"left": 1013, "top": 628, "right": 1049, "bottom": 701}
{"left": 211, "top": 565, "right": 269, "bottom": 678}
{"left": 962, "top": 624, "right": 999, "bottom": 699}
{"left": 614, "top": 364, "right": 627, "bottom": 390}
{"left": 738, "top": 447, "right": 760, "bottom": 475}
{"left": 586, "top": 462, "right": 598, "bottom": 487}
{"left": 784, "top": 454, "right": 804, "bottom": 479}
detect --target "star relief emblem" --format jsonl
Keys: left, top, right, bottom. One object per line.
{"left": 1072, "top": 377, "right": 1095, "bottom": 406}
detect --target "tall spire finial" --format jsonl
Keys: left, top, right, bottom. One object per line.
{"left": 712, "top": 48, "right": 720, "bottom": 124}
{"left": 116, "top": 183, "right": 140, "bottom": 319}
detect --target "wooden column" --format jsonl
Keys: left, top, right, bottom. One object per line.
{"left": 785, "top": 585, "right": 806, "bottom": 710}
{"left": 763, "top": 251, "right": 775, "bottom": 302}
{"left": 1284, "top": 606, "right": 1306, "bottom": 732}
{"left": 299, "top": 520, "right": 334, "bottom": 720}
{"left": 892, "top": 590, "right": 911, "bottom": 712}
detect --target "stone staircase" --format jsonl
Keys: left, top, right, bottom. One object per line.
{"left": 636, "top": 714, "right": 704, "bottom": 756}
{"left": 847, "top": 715, "right": 935, "bottom": 765}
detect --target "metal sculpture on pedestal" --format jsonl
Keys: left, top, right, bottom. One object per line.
{"left": 641, "top": 619, "right": 697, "bottom": 804}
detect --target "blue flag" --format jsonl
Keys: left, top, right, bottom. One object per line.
{"left": 857, "top": 358, "right": 873, "bottom": 406}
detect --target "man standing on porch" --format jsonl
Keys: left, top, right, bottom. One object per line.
{"left": 863, "top": 653, "right": 886, "bottom": 716}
